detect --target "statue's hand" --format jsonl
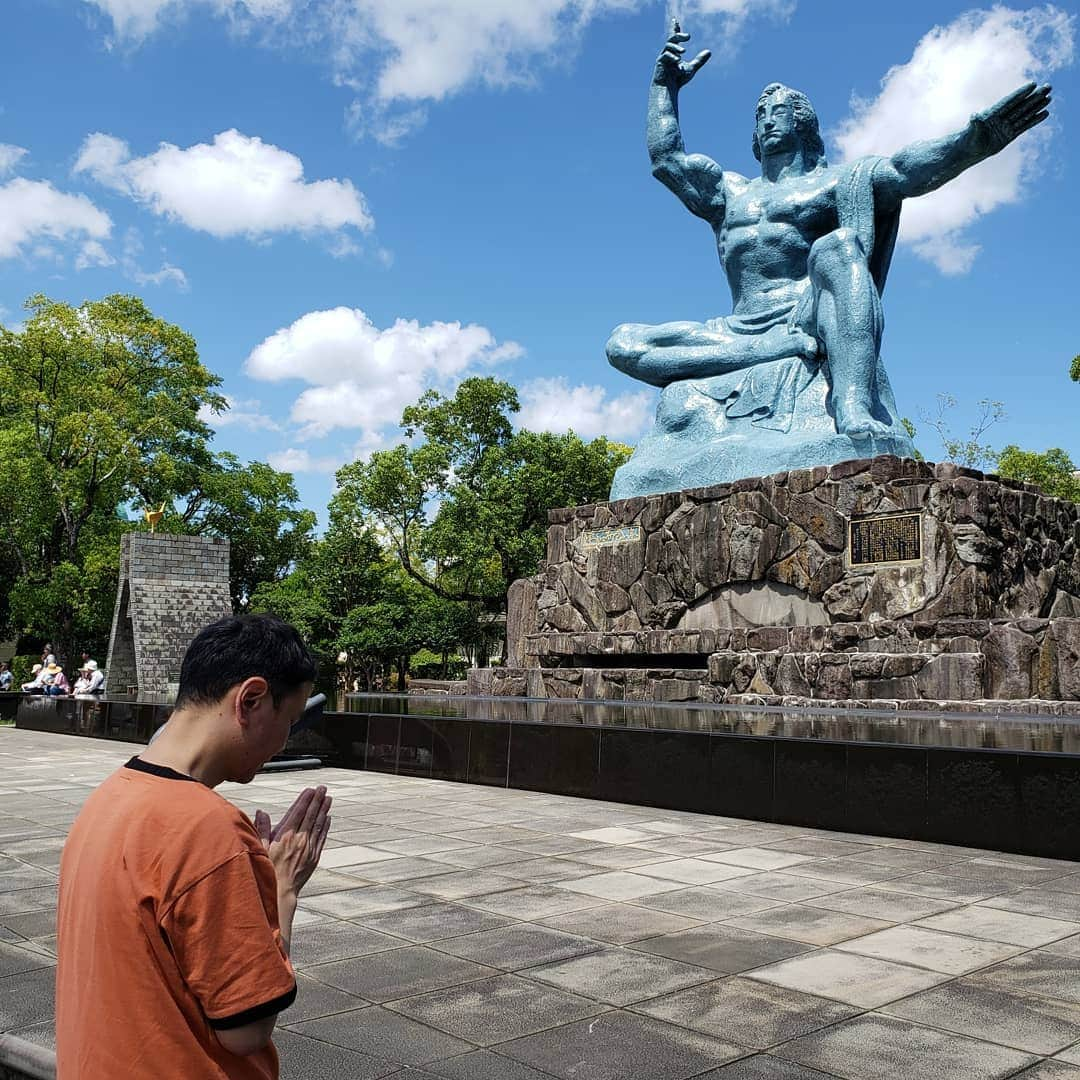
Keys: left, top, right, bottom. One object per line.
{"left": 969, "top": 81, "right": 1051, "bottom": 157}
{"left": 654, "top": 19, "right": 711, "bottom": 89}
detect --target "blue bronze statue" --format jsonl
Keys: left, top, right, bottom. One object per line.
{"left": 608, "top": 21, "right": 1052, "bottom": 499}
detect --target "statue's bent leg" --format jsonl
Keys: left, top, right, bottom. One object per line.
{"left": 808, "top": 228, "right": 892, "bottom": 439}
{"left": 607, "top": 319, "right": 816, "bottom": 388}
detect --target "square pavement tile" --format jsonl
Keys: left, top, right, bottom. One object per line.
{"left": 273, "top": 1028, "right": 400, "bottom": 1080}
{"left": 914, "top": 906, "right": 1080, "bottom": 947}
{"left": 703, "top": 848, "right": 817, "bottom": 872}
{"left": 355, "top": 902, "right": 512, "bottom": 944}
{"left": 563, "top": 847, "right": 679, "bottom": 871}
{"left": 0, "top": 964, "right": 56, "bottom": 1031}
{"left": 569, "top": 827, "right": 661, "bottom": 845}
{"left": 540, "top": 903, "right": 703, "bottom": 944}
{"left": 633, "top": 837, "right": 738, "bottom": 858}
{"left": 711, "top": 872, "right": 855, "bottom": 903}
{"left": 304, "top": 945, "right": 498, "bottom": 1002}
{"left": 302, "top": 886, "right": 432, "bottom": 920}
{"left": 0, "top": 940, "right": 54, "bottom": 977}
{"left": 285, "top": 973, "right": 372, "bottom": 1024}
{"left": 632, "top": 887, "right": 783, "bottom": 922}
{"left": 288, "top": 1005, "right": 474, "bottom": 1065}
{"left": 968, "top": 952, "right": 1080, "bottom": 1004}
{"left": 883, "top": 871, "right": 1018, "bottom": 904}
{"left": 387, "top": 973, "right": 604, "bottom": 1045}
{"left": 1044, "top": 935, "right": 1080, "bottom": 960}
{"left": 834, "top": 925, "right": 1024, "bottom": 975}
{"left": 782, "top": 860, "right": 906, "bottom": 886}
{"left": 631, "top": 925, "right": 815, "bottom": 974}
{"left": 433, "top": 924, "right": 600, "bottom": 971}
{"left": 637, "top": 859, "right": 764, "bottom": 887}
{"left": 431, "top": 1049, "right": 583, "bottom": 1080}
{"left": 0, "top": 863, "right": 56, "bottom": 893}
{"left": 748, "top": 950, "right": 949, "bottom": 1008}
{"left": 318, "top": 845, "right": 405, "bottom": 869}
{"left": 980, "top": 889, "right": 1080, "bottom": 922}
{"left": 370, "top": 836, "right": 478, "bottom": 857}
{"left": 425, "top": 846, "right": 532, "bottom": 870}
{"left": 803, "top": 886, "right": 959, "bottom": 923}
{"left": 774, "top": 1013, "right": 1036, "bottom": 1079}
{"left": 559, "top": 871, "right": 688, "bottom": 902}
{"left": 633, "top": 975, "right": 857, "bottom": 1049}
{"left": 840, "top": 848, "right": 965, "bottom": 873}
{"left": 291, "top": 920, "right": 407, "bottom": 968}
{"left": 524, "top": 946, "right": 716, "bottom": 1005}
{"left": 1014, "top": 1063, "right": 1080, "bottom": 1078}
{"left": 299, "top": 869, "right": 371, "bottom": 896}
{"left": 0, "top": 887, "right": 57, "bottom": 917}
{"left": 496, "top": 1009, "right": 746, "bottom": 1080}
{"left": 882, "top": 978, "right": 1080, "bottom": 1055}
{"left": 696, "top": 1054, "right": 838, "bottom": 1078}
{"left": 725, "top": 905, "right": 891, "bottom": 946}
{"left": 491, "top": 858, "right": 605, "bottom": 885}
{"left": 347, "top": 858, "right": 464, "bottom": 885}
{"left": 762, "top": 838, "right": 878, "bottom": 859}
{"left": 462, "top": 885, "right": 606, "bottom": 921}
{"left": 1043, "top": 875, "right": 1080, "bottom": 896}
{"left": 407, "top": 871, "right": 523, "bottom": 901}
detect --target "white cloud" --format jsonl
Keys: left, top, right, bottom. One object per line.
{"left": 0, "top": 144, "right": 28, "bottom": 177}
{"left": 518, "top": 377, "right": 653, "bottom": 440}
{"left": 266, "top": 447, "right": 343, "bottom": 473}
{"left": 245, "top": 306, "right": 523, "bottom": 442}
{"left": 74, "top": 239, "right": 116, "bottom": 270}
{"left": 833, "top": 5, "right": 1074, "bottom": 274}
{"left": 0, "top": 178, "right": 112, "bottom": 261}
{"left": 198, "top": 396, "right": 281, "bottom": 431}
{"left": 74, "top": 129, "right": 373, "bottom": 241}
{"left": 84, "top": 0, "right": 293, "bottom": 41}
{"left": 86, "top": 0, "right": 792, "bottom": 142}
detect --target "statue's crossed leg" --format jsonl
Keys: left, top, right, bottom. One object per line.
{"left": 608, "top": 227, "right": 894, "bottom": 439}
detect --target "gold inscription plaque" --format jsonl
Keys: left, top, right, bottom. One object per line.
{"left": 583, "top": 525, "right": 642, "bottom": 549}
{"left": 847, "top": 512, "right": 923, "bottom": 569}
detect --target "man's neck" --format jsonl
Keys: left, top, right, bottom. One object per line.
{"left": 761, "top": 147, "right": 810, "bottom": 183}
{"left": 138, "top": 707, "right": 229, "bottom": 788}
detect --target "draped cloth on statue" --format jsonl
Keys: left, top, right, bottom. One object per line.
{"left": 691, "top": 155, "right": 901, "bottom": 433}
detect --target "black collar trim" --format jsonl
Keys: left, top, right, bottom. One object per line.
{"left": 124, "top": 756, "right": 199, "bottom": 783}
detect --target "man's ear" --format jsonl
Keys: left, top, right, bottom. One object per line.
{"left": 234, "top": 677, "right": 272, "bottom": 727}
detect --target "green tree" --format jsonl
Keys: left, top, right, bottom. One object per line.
{"left": 0, "top": 293, "right": 224, "bottom": 660}
{"left": 996, "top": 445, "right": 1080, "bottom": 502}
{"left": 911, "top": 393, "right": 1005, "bottom": 470}
{"left": 0, "top": 294, "right": 311, "bottom": 660}
{"left": 1070, "top": 355, "right": 1080, "bottom": 383}
{"left": 335, "top": 378, "right": 631, "bottom": 636}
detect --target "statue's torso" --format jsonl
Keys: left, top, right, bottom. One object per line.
{"left": 717, "top": 168, "right": 841, "bottom": 315}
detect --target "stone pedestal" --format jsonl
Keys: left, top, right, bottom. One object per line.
{"left": 104, "top": 533, "right": 232, "bottom": 697}
{"left": 471, "top": 456, "right": 1080, "bottom": 710}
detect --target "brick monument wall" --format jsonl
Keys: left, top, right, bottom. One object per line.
{"left": 104, "top": 533, "right": 232, "bottom": 697}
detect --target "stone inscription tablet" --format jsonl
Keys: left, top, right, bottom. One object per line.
{"left": 848, "top": 512, "right": 923, "bottom": 569}
{"left": 583, "top": 525, "right": 642, "bottom": 548}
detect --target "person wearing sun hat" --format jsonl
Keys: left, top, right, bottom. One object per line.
{"left": 73, "top": 659, "right": 105, "bottom": 695}
{"left": 44, "top": 662, "right": 71, "bottom": 696}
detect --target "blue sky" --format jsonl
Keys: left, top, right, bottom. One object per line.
{"left": 2, "top": 0, "right": 1077, "bottom": 522}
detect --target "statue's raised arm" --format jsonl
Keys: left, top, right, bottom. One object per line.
{"left": 648, "top": 21, "right": 725, "bottom": 223}
{"left": 877, "top": 81, "right": 1052, "bottom": 204}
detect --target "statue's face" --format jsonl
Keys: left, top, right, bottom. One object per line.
{"left": 755, "top": 93, "right": 799, "bottom": 155}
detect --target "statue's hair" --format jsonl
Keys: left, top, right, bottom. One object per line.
{"left": 752, "top": 83, "right": 826, "bottom": 165}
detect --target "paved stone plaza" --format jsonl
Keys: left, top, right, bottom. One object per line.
{"left": 3, "top": 728, "right": 1080, "bottom": 1078}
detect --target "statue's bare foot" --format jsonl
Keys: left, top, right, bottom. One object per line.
{"left": 835, "top": 395, "right": 892, "bottom": 440}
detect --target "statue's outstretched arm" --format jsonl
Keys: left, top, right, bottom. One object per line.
{"left": 648, "top": 21, "right": 725, "bottom": 224}
{"left": 878, "top": 82, "right": 1052, "bottom": 202}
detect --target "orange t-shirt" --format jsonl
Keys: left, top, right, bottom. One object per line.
{"left": 56, "top": 758, "right": 297, "bottom": 1079}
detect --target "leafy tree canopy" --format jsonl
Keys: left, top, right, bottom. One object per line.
{"left": 0, "top": 294, "right": 312, "bottom": 660}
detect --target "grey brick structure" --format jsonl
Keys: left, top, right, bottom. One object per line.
{"left": 104, "top": 533, "right": 232, "bottom": 697}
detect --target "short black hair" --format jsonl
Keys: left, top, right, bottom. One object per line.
{"left": 175, "top": 614, "right": 316, "bottom": 709}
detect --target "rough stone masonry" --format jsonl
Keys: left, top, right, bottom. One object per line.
{"left": 104, "top": 533, "right": 232, "bottom": 697}
{"left": 472, "top": 456, "right": 1080, "bottom": 709}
